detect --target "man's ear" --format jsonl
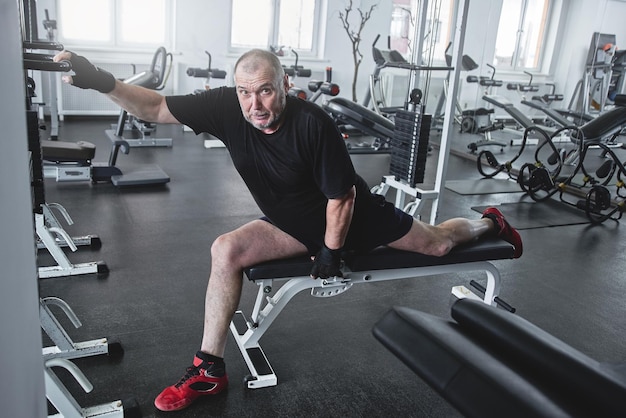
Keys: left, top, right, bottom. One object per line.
{"left": 283, "top": 74, "right": 290, "bottom": 92}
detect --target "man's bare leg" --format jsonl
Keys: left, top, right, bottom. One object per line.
{"left": 155, "top": 220, "right": 307, "bottom": 412}
{"left": 201, "top": 219, "right": 308, "bottom": 357}
{"left": 388, "top": 217, "right": 493, "bottom": 256}
{"left": 389, "top": 208, "right": 523, "bottom": 259}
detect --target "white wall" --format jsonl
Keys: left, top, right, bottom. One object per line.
{"left": 173, "top": 0, "right": 393, "bottom": 102}
{"left": 172, "top": 0, "right": 626, "bottom": 113}
{"left": 36, "top": 0, "right": 626, "bottom": 113}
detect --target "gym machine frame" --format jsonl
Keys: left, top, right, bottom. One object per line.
{"left": 21, "top": 12, "right": 138, "bottom": 414}
{"left": 22, "top": 62, "right": 108, "bottom": 278}
{"left": 373, "top": 0, "right": 471, "bottom": 225}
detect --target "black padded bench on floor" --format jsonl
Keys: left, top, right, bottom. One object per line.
{"left": 229, "top": 237, "right": 515, "bottom": 389}
{"left": 373, "top": 298, "right": 626, "bottom": 418}
{"left": 42, "top": 140, "right": 96, "bottom": 163}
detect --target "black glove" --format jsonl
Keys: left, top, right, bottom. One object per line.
{"left": 310, "top": 244, "right": 343, "bottom": 279}
{"left": 67, "top": 52, "right": 116, "bottom": 93}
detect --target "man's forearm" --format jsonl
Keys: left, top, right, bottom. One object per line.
{"left": 324, "top": 186, "right": 356, "bottom": 250}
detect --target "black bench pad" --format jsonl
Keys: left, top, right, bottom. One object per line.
{"left": 42, "top": 140, "right": 96, "bottom": 162}
{"left": 244, "top": 237, "right": 513, "bottom": 282}
{"left": 452, "top": 298, "right": 626, "bottom": 414}
{"left": 373, "top": 299, "right": 626, "bottom": 417}
{"left": 482, "top": 95, "right": 536, "bottom": 129}
{"left": 579, "top": 106, "right": 626, "bottom": 141}
{"left": 323, "top": 97, "right": 395, "bottom": 140}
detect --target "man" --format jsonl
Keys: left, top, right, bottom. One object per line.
{"left": 54, "top": 49, "right": 522, "bottom": 412}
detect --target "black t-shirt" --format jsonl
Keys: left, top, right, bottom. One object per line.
{"left": 166, "top": 88, "right": 370, "bottom": 248}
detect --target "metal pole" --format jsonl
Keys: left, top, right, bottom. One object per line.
{"left": 408, "top": 0, "right": 429, "bottom": 93}
{"left": 430, "top": 0, "right": 470, "bottom": 224}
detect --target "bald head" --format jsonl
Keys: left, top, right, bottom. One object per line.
{"left": 234, "top": 49, "right": 285, "bottom": 87}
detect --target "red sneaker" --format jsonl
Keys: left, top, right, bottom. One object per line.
{"left": 154, "top": 352, "right": 228, "bottom": 412}
{"left": 482, "top": 207, "right": 523, "bottom": 258}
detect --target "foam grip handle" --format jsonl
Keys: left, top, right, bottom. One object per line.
{"left": 24, "top": 41, "right": 64, "bottom": 51}
{"left": 596, "top": 160, "right": 614, "bottom": 178}
{"left": 308, "top": 80, "right": 323, "bottom": 92}
{"left": 296, "top": 68, "right": 311, "bottom": 77}
{"left": 186, "top": 68, "right": 209, "bottom": 78}
{"left": 210, "top": 69, "right": 227, "bottom": 79}
{"left": 288, "top": 87, "right": 307, "bottom": 100}
{"left": 543, "top": 94, "right": 564, "bottom": 101}
{"left": 320, "top": 82, "right": 340, "bottom": 96}
{"left": 24, "top": 59, "right": 71, "bottom": 72}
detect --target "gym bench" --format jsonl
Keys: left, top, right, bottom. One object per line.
{"left": 373, "top": 298, "right": 626, "bottom": 417}
{"left": 230, "top": 237, "right": 515, "bottom": 389}
{"left": 482, "top": 94, "right": 557, "bottom": 146}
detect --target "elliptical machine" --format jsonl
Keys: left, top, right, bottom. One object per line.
{"left": 433, "top": 42, "right": 480, "bottom": 129}
{"left": 362, "top": 34, "right": 412, "bottom": 116}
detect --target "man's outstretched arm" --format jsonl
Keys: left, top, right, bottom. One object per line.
{"left": 53, "top": 50, "right": 179, "bottom": 125}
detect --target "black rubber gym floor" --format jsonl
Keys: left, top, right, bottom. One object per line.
{"left": 39, "top": 117, "right": 626, "bottom": 417}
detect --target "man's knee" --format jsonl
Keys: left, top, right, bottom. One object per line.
{"left": 211, "top": 232, "right": 243, "bottom": 267}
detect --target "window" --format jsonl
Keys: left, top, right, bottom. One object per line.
{"left": 57, "top": 0, "right": 172, "bottom": 49}
{"left": 389, "top": 0, "right": 454, "bottom": 64}
{"left": 494, "top": 0, "right": 551, "bottom": 70}
{"left": 230, "top": 0, "right": 320, "bottom": 55}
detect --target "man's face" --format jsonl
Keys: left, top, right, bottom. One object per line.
{"left": 234, "top": 65, "right": 289, "bottom": 134}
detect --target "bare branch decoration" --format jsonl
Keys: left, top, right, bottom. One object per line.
{"left": 338, "top": 0, "right": 377, "bottom": 102}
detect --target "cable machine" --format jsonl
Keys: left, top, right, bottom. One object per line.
{"left": 373, "top": 0, "right": 470, "bottom": 224}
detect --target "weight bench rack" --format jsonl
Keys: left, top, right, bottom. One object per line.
{"left": 482, "top": 94, "right": 557, "bottom": 146}
{"left": 230, "top": 237, "right": 515, "bottom": 389}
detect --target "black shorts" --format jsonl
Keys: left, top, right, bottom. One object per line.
{"left": 262, "top": 193, "right": 414, "bottom": 254}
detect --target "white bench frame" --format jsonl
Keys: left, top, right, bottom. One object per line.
{"left": 230, "top": 259, "right": 503, "bottom": 389}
